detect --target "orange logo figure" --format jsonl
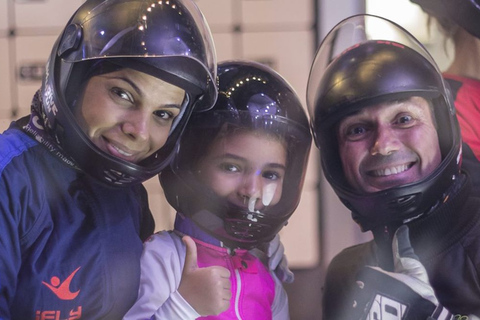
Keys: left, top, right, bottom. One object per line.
{"left": 42, "top": 267, "right": 81, "bottom": 300}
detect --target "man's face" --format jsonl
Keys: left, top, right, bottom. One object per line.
{"left": 337, "top": 96, "right": 441, "bottom": 193}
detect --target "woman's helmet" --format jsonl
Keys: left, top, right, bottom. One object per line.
{"left": 41, "top": 0, "right": 217, "bottom": 186}
{"left": 411, "top": 0, "right": 480, "bottom": 39}
{"left": 161, "top": 60, "right": 312, "bottom": 249}
{"left": 306, "top": 14, "right": 462, "bottom": 231}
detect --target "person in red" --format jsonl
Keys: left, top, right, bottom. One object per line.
{"left": 411, "top": 0, "right": 480, "bottom": 183}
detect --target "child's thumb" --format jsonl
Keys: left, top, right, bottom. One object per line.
{"left": 182, "top": 235, "right": 198, "bottom": 275}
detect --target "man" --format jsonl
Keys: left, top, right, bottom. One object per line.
{"left": 307, "top": 14, "right": 480, "bottom": 319}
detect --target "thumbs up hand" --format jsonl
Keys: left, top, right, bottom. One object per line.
{"left": 178, "top": 236, "right": 232, "bottom": 316}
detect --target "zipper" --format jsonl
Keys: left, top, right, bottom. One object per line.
{"left": 234, "top": 269, "right": 243, "bottom": 320}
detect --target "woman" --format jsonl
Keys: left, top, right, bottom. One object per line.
{"left": 0, "top": 0, "right": 217, "bottom": 318}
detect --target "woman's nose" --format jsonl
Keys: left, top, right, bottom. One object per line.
{"left": 121, "top": 111, "right": 149, "bottom": 141}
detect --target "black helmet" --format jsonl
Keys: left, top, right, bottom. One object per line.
{"left": 411, "top": 0, "right": 480, "bottom": 39}
{"left": 161, "top": 60, "right": 312, "bottom": 249}
{"left": 306, "top": 14, "right": 462, "bottom": 231}
{"left": 41, "top": 0, "right": 217, "bottom": 186}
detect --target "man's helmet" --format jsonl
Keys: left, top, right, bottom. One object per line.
{"left": 306, "top": 14, "right": 462, "bottom": 231}
{"left": 161, "top": 60, "right": 312, "bottom": 249}
{"left": 411, "top": 0, "right": 480, "bottom": 39}
{"left": 41, "top": 0, "right": 217, "bottom": 186}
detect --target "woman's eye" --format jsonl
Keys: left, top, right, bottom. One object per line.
{"left": 111, "top": 87, "right": 133, "bottom": 103}
{"left": 153, "top": 110, "right": 174, "bottom": 120}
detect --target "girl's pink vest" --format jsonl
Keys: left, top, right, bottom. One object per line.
{"left": 193, "top": 238, "right": 275, "bottom": 320}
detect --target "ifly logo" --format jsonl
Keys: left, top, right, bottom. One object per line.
{"left": 42, "top": 267, "right": 81, "bottom": 300}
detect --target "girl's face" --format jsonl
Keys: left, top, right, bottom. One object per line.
{"left": 75, "top": 68, "right": 185, "bottom": 164}
{"left": 197, "top": 130, "right": 287, "bottom": 212}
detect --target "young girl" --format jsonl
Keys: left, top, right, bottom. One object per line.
{"left": 124, "top": 60, "right": 312, "bottom": 319}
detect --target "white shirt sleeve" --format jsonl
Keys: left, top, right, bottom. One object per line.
{"left": 123, "top": 231, "right": 201, "bottom": 320}
{"left": 271, "top": 271, "right": 290, "bottom": 320}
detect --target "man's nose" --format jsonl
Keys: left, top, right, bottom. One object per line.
{"left": 370, "top": 126, "right": 401, "bottom": 156}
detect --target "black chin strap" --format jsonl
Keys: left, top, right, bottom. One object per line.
{"left": 372, "top": 223, "right": 401, "bottom": 272}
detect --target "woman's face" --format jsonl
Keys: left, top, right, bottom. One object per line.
{"left": 75, "top": 68, "right": 185, "bottom": 164}
{"left": 197, "top": 130, "right": 287, "bottom": 212}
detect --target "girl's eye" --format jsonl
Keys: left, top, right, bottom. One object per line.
{"left": 153, "top": 110, "right": 174, "bottom": 120}
{"left": 219, "top": 163, "right": 240, "bottom": 173}
{"left": 262, "top": 171, "right": 282, "bottom": 181}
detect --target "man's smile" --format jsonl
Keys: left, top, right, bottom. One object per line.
{"left": 368, "top": 162, "right": 414, "bottom": 177}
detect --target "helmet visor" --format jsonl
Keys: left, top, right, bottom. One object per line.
{"left": 59, "top": 0, "right": 216, "bottom": 109}
{"left": 169, "top": 110, "right": 311, "bottom": 248}
{"left": 307, "top": 14, "right": 441, "bottom": 118}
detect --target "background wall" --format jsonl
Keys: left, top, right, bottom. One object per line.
{"left": 0, "top": 0, "right": 452, "bottom": 319}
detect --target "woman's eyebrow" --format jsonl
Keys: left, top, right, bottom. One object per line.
{"left": 105, "top": 75, "right": 141, "bottom": 95}
{"left": 161, "top": 104, "right": 182, "bottom": 110}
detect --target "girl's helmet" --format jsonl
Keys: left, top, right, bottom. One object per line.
{"left": 306, "top": 14, "right": 462, "bottom": 231}
{"left": 41, "top": 0, "right": 217, "bottom": 186}
{"left": 161, "top": 60, "right": 312, "bottom": 249}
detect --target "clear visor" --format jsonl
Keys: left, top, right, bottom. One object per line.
{"left": 170, "top": 110, "right": 311, "bottom": 246}
{"left": 181, "top": 110, "right": 309, "bottom": 217}
{"left": 60, "top": 0, "right": 216, "bottom": 89}
{"left": 306, "top": 14, "right": 440, "bottom": 116}
{"left": 197, "top": 125, "right": 289, "bottom": 214}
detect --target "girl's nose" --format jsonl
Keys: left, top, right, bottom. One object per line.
{"left": 240, "top": 173, "right": 262, "bottom": 212}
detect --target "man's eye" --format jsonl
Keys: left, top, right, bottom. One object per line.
{"left": 347, "top": 126, "right": 366, "bottom": 136}
{"left": 342, "top": 124, "right": 369, "bottom": 141}
{"left": 397, "top": 115, "right": 413, "bottom": 124}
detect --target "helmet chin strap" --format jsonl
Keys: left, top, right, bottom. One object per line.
{"left": 372, "top": 223, "right": 403, "bottom": 272}
{"left": 366, "top": 173, "right": 465, "bottom": 273}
